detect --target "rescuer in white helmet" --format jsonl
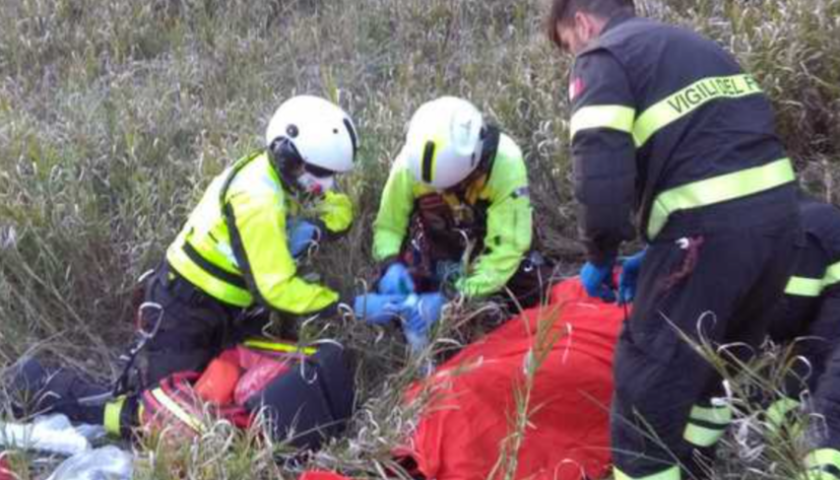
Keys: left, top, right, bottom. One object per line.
{"left": 357, "top": 96, "right": 551, "bottom": 345}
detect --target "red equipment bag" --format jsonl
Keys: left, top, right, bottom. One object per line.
{"left": 138, "top": 339, "right": 356, "bottom": 449}
{"left": 138, "top": 371, "right": 252, "bottom": 439}
{"left": 400, "top": 278, "right": 624, "bottom": 480}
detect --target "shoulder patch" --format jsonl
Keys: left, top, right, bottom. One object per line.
{"left": 569, "top": 77, "right": 586, "bottom": 102}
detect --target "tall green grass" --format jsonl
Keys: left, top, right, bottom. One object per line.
{"left": 1, "top": 0, "right": 839, "bottom": 477}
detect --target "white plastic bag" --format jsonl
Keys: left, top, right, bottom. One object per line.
{"left": 0, "top": 415, "right": 90, "bottom": 456}
{"left": 47, "top": 446, "right": 133, "bottom": 480}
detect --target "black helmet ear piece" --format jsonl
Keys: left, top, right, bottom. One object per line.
{"left": 268, "top": 137, "right": 306, "bottom": 192}
{"left": 268, "top": 137, "right": 284, "bottom": 155}
{"left": 269, "top": 137, "right": 304, "bottom": 169}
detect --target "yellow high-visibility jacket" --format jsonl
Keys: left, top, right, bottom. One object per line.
{"left": 372, "top": 134, "right": 533, "bottom": 298}
{"left": 166, "top": 151, "right": 353, "bottom": 314}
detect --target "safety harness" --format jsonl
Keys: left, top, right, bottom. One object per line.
{"left": 404, "top": 126, "right": 501, "bottom": 287}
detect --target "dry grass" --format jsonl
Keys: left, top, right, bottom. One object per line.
{"left": 1, "top": 0, "right": 839, "bottom": 477}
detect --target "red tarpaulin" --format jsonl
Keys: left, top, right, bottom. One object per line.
{"left": 402, "top": 278, "right": 624, "bottom": 480}
{"left": 0, "top": 456, "right": 12, "bottom": 480}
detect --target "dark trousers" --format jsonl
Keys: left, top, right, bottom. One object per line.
{"left": 810, "top": 345, "right": 840, "bottom": 451}
{"left": 779, "top": 313, "right": 840, "bottom": 400}
{"left": 498, "top": 252, "right": 555, "bottom": 309}
{"left": 139, "top": 264, "right": 244, "bottom": 387}
{"left": 611, "top": 220, "right": 797, "bottom": 479}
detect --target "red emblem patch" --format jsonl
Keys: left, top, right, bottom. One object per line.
{"left": 568, "top": 77, "right": 585, "bottom": 101}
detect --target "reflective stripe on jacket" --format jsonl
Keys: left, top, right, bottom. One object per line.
{"left": 166, "top": 152, "right": 349, "bottom": 314}
{"left": 569, "top": 13, "right": 795, "bottom": 263}
{"left": 770, "top": 198, "right": 840, "bottom": 343}
{"left": 373, "top": 134, "right": 533, "bottom": 298}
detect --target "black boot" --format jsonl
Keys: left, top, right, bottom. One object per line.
{"left": 6, "top": 357, "right": 111, "bottom": 425}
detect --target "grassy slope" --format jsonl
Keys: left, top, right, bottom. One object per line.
{"left": 1, "top": 0, "right": 839, "bottom": 478}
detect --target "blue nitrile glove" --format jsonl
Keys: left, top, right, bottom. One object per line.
{"left": 404, "top": 292, "right": 446, "bottom": 335}
{"left": 401, "top": 293, "right": 446, "bottom": 354}
{"left": 286, "top": 219, "right": 320, "bottom": 258}
{"left": 379, "top": 262, "right": 416, "bottom": 295}
{"left": 618, "top": 248, "right": 647, "bottom": 305}
{"left": 352, "top": 293, "right": 408, "bottom": 325}
{"left": 580, "top": 261, "right": 616, "bottom": 303}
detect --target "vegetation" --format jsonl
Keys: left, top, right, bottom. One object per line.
{"left": 1, "top": 0, "right": 839, "bottom": 478}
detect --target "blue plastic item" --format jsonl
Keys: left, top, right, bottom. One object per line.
{"left": 286, "top": 219, "right": 320, "bottom": 258}
{"left": 378, "top": 263, "right": 416, "bottom": 295}
{"left": 618, "top": 248, "right": 647, "bottom": 304}
{"left": 353, "top": 293, "right": 409, "bottom": 325}
{"left": 404, "top": 292, "right": 445, "bottom": 335}
{"left": 580, "top": 261, "right": 616, "bottom": 303}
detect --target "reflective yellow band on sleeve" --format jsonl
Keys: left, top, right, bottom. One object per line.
{"left": 633, "top": 73, "right": 763, "bottom": 147}
{"left": 243, "top": 338, "right": 317, "bottom": 356}
{"left": 786, "top": 276, "right": 823, "bottom": 297}
{"left": 825, "top": 262, "right": 840, "bottom": 288}
{"left": 570, "top": 105, "right": 636, "bottom": 140}
{"left": 150, "top": 388, "right": 204, "bottom": 433}
{"left": 613, "top": 465, "right": 681, "bottom": 480}
{"left": 104, "top": 396, "right": 127, "bottom": 437}
{"left": 785, "top": 262, "right": 840, "bottom": 297}
{"left": 805, "top": 449, "right": 840, "bottom": 477}
{"left": 647, "top": 158, "right": 795, "bottom": 239}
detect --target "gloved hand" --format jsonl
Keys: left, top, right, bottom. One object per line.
{"left": 287, "top": 220, "right": 320, "bottom": 258}
{"left": 403, "top": 292, "right": 446, "bottom": 335}
{"left": 352, "top": 293, "right": 409, "bottom": 325}
{"left": 401, "top": 293, "right": 446, "bottom": 354}
{"left": 618, "top": 248, "right": 647, "bottom": 305}
{"left": 580, "top": 261, "right": 616, "bottom": 303}
{"left": 378, "top": 262, "right": 416, "bottom": 295}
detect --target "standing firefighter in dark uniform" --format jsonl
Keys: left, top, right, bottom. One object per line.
{"left": 546, "top": 1, "right": 800, "bottom": 478}
{"left": 766, "top": 197, "right": 840, "bottom": 479}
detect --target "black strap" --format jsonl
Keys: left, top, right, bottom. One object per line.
{"left": 182, "top": 241, "right": 247, "bottom": 289}
{"left": 217, "top": 152, "right": 262, "bottom": 207}
{"left": 215, "top": 152, "right": 271, "bottom": 305}
{"left": 476, "top": 124, "right": 501, "bottom": 180}
{"left": 222, "top": 201, "right": 270, "bottom": 307}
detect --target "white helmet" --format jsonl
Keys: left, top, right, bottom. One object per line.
{"left": 405, "top": 97, "right": 484, "bottom": 190}
{"left": 265, "top": 95, "right": 359, "bottom": 194}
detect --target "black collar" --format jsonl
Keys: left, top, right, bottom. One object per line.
{"left": 602, "top": 10, "right": 636, "bottom": 34}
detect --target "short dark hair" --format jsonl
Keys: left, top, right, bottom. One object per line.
{"left": 546, "top": 0, "right": 635, "bottom": 49}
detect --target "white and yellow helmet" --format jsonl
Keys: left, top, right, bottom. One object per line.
{"left": 265, "top": 95, "right": 359, "bottom": 193}
{"left": 404, "top": 97, "right": 485, "bottom": 190}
